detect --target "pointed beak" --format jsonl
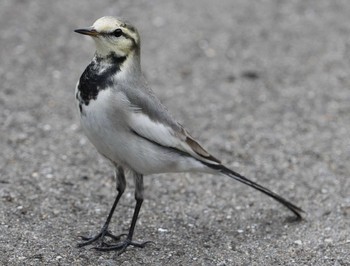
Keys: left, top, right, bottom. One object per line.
{"left": 74, "top": 27, "right": 100, "bottom": 36}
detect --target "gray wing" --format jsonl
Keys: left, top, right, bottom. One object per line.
{"left": 119, "top": 82, "right": 221, "bottom": 164}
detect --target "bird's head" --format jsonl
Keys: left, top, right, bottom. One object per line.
{"left": 75, "top": 16, "right": 140, "bottom": 58}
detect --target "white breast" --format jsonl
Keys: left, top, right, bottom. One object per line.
{"left": 79, "top": 89, "right": 126, "bottom": 163}
{"left": 77, "top": 88, "right": 210, "bottom": 175}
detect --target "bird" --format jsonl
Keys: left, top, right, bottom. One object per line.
{"left": 74, "top": 16, "right": 304, "bottom": 254}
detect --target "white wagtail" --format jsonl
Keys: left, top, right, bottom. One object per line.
{"left": 74, "top": 16, "right": 303, "bottom": 254}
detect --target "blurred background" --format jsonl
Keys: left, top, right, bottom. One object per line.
{"left": 1, "top": 0, "right": 349, "bottom": 265}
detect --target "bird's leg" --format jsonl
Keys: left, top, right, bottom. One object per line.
{"left": 78, "top": 167, "right": 126, "bottom": 247}
{"left": 94, "top": 173, "right": 153, "bottom": 254}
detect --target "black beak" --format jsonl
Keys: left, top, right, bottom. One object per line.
{"left": 74, "top": 28, "right": 99, "bottom": 36}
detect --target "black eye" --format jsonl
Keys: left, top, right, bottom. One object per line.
{"left": 112, "top": 29, "right": 123, "bottom": 37}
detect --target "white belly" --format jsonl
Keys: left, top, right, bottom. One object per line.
{"left": 77, "top": 89, "right": 208, "bottom": 175}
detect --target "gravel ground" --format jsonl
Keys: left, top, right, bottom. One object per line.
{"left": 1, "top": 0, "right": 350, "bottom": 265}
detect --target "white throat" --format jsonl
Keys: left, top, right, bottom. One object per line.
{"left": 114, "top": 51, "right": 142, "bottom": 82}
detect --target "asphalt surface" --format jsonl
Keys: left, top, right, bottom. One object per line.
{"left": 1, "top": 0, "right": 350, "bottom": 265}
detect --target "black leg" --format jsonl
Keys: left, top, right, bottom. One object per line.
{"left": 94, "top": 173, "right": 153, "bottom": 254}
{"left": 78, "top": 167, "right": 126, "bottom": 247}
{"left": 127, "top": 198, "right": 143, "bottom": 241}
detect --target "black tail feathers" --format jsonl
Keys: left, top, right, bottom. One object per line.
{"left": 205, "top": 163, "right": 304, "bottom": 220}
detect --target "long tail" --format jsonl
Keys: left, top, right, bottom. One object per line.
{"left": 205, "top": 163, "right": 304, "bottom": 220}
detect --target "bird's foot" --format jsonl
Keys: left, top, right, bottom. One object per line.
{"left": 93, "top": 238, "right": 154, "bottom": 255}
{"left": 77, "top": 227, "right": 126, "bottom": 248}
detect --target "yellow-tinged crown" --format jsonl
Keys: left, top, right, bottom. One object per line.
{"left": 76, "top": 16, "right": 140, "bottom": 57}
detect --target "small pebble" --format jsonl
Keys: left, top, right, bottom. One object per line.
{"left": 294, "top": 240, "right": 302, "bottom": 245}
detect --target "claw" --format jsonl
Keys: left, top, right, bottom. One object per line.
{"left": 79, "top": 235, "right": 92, "bottom": 241}
{"left": 77, "top": 229, "right": 124, "bottom": 248}
{"left": 93, "top": 239, "right": 153, "bottom": 255}
{"left": 105, "top": 231, "right": 127, "bottom": 241}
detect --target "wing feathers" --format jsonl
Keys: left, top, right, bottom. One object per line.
{"left": 128, "top": 112, "right": 220, "bottom": 165}
{"left": 184, "top": 133, "right": 221, "bottom": 163}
